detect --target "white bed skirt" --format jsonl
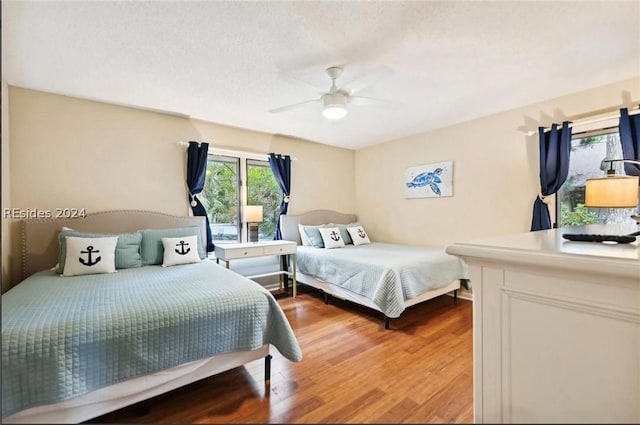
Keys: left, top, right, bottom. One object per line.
{"left": 296, "top": 272, "right": 460, "bottom": 315}
{"left": 3, "top": 345, "right": 270, "bottom": 424}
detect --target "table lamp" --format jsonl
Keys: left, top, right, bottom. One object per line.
{"left": 584, "top": 159, "right": 640, "bottom": 224}
{"left": 245, "top": 205, "right": 263, "bottom": 243}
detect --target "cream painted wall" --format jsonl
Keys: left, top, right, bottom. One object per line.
{"left": 2, "top": 80, "right": 11, "bottom": 293}
{"left": 6, "top": 87, "right": 355, "bottom": 288}
{"left": 355, "top": 77, "right": 640, "bottom": 248}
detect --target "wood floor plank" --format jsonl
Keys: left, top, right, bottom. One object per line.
{"left": 92, "top": 288, "right": 473, "bottom": 424}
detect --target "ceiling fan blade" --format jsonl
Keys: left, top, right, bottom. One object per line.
{"left": 277, "top": 71, "right": 327, "bottom": 94}
{"left": 268, "top": 98, "right": 321, "bottom": 114}
{"left": 340, "top": 65, "right": 394, "bottom": 95}
{"left": 348, "top": 95, "right": 401, "bottom": 107}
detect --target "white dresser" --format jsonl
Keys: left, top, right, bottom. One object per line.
{"left": 446, "top": 224, "right": 640, "bottom": 424}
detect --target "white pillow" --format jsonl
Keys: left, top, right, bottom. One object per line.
{"left": 318, "top": 227, "right": 345, "bottom": 249}
{"left": 161, "top": 235, "right": 201, "bottom": 267}
{"left": 62, "top": 236, "right": 118, "bottom": 277}
{"left": 347, "top": 226, "right": 371, "bottom": 246}
{"left": 51, "top": 226, "right": 77, "bottom": 271}
{"left": 298, "top": 224, "right": 311, "bottom": 246}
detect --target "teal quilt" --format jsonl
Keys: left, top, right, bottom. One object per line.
{"left": 2, "top": 261, "right": 302, "bottom": 418}
{"left": 296, "top": 242, "right": 468, "bottom": 318}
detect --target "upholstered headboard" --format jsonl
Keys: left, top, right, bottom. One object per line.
{"left": 21, "top": 210, "right": 206, "bottom": 280}
{"left": 280, "top": 209, "right": 357, "bottom": 245}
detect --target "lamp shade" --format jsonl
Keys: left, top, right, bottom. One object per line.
{"left": 244, "top": 205, "right": 263, "bottom": 223}
{"left": 585, "top": 175, "right": 639, "bottom": 208}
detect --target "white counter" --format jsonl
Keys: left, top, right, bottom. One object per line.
{"left": 446, "top": 224, "right": 640, "bottom": 424}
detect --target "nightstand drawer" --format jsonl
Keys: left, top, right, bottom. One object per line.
{"left": 217, "top": 246, "right": 264, "bottom": 260}
{"left": 263, "top": 243, "right": 296, "bottom": 256}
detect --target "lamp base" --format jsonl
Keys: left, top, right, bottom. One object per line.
{"left": 602, "top": 208, "right": 636, "bottom": 225}
{"left": 248, "top": 223, "right": 259, "bottom": 242}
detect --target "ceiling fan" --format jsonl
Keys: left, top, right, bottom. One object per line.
{"left": 269, "top": 65, "right": 395, "bottom": 120}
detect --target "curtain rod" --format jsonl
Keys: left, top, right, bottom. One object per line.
{"left": 176, "top": 141, "right": 298, "bottom": 160}
{"left": 524, "top": 106, "right": 640, "bottom": 136}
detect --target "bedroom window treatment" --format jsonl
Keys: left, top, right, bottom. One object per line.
{"left": 187, "top": 141, "right": 214, "bottom": 251}
{"left": 618, "top": 107, "right": 640, "bottom": 176}
{"left": 268, "top": 153, "right": 291, "bottom": 240}
{"left": 530, "top": 122, "right": 572, "bottom": 231}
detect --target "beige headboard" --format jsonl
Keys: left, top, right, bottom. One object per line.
{"left": 280, "top": 209, "right": 357, "bottom": 245}
{"left": 21, "top": 210, "right": 206, "bottom": 281}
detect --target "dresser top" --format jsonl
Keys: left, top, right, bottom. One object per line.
{"left": 446, "top": 224, "right": 640, "bottom": 280}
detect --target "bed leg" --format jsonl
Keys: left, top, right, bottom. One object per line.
{"left": 454, "top": 289, "right": 458, "bottom": 302}
{"left": 324, "top": 292, "right": 329, "bottom": 305}
{"left": 460, "top": 278, "right": 471, "bottom": 290}
{"left": 129, "top": 400, "right": 151, "bottom": 417}
{"left": 385, "top": 317, "right": 390, "bottom": 330}
{"left": 264, "top": 354, "right": 272, "bottom": 383}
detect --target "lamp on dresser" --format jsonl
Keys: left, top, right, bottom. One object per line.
{"left": 244, "top": 205, "right": 263, "bottom": 243}
{"left": 584, "top": 159, "right": 640, "bottom": 224}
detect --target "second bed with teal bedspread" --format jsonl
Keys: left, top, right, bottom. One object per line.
{"left": 296, "top": 242, "right": 468, "bottom": 318}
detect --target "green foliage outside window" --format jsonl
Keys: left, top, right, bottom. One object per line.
{"left": 557, "top": 134, "right": 608, "bottom": 227}
{"left": 247, "top": 162, "right": 280, "bottom": 240}
{"left": 202, "top": 159, "right": 239, "bottom": 226}
{"left": 199, "top": 156, "right": 281, "bottom": 242}
{"left": 560, "top": 203, "right": 599, "bottom": 227}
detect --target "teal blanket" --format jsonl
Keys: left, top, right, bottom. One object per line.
{"left": 297, "top": 242, "right": 468, "bottom": 318}
{"left": 2, "top": 261, "right": 302, "bottom": 418}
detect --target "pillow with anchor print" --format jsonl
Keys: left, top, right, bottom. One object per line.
{"left": 161, "top": 235, "right": 201, "bottom": 267}
{"left": 61, "top": 236, "right": 118, "bottom": 277}
{"left": 318, "top": 227, "right": 345, "bottom": 249}
{"left": 346, "top": 225, "right": 371, "bottom": 246}
{"left": 56, "top": 230, "right": 142, "bottom": 273}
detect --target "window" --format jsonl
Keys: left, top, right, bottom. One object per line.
{"left": 200, "top": 153, "right": 280, "bottom": 244}
{"left": 557, "top": 131, "right": 636, "bottom": 226}
{"left": 247, "top": 159, "right": 281, "bottom": 241}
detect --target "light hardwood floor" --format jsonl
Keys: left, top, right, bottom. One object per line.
{"left": 93, "top": 287, "right": 473, "bottom": 424}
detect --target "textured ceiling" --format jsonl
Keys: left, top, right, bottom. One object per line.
{"left": 2, "top": 1, "right": 639, "bottom": 150}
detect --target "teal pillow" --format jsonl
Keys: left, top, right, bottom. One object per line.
{"left": 301, "top": 224, "right": 335, "bottom": 248}
{"left": 335, "top": 222, "right": 361, "bottom": 245}
{"left": 140, "top": 227, "right": 205, "bottom": 265}
{"left": 57, "top": 230, "right": 142, "bottom": 273}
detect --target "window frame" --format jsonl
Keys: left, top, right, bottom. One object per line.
{"left": 206, "top": 149, "right": 276, "bottom": 243}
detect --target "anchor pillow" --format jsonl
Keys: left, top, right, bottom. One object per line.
{"left": 56, "top": 230, "right": 142, "bottom": 273}
{"left": 61, "top": 236, "right": 118, "bottom": 277}
{"left": 346, "top": 225, "right": 371, "bottom": 246}
{"left": 161, "top": 235, "right": 201, "bottom": 267}
{"left": 141, "top": 226, "right": 205, "bottom": 265}
{"left": 318, "top": 227, "right": 345, "bottom": 249}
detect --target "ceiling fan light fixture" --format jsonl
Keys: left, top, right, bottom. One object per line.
{"left": 322, "top": 92, "right": 348, "bottom": 120}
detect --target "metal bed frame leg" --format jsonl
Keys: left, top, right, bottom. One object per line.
{"left": 264, "top": 354, "right": 272, "bottom": 383}
{"left": 385, "top": 317, "right": 390, "bottom": 330}
{"left": 324, "top": 292, "right": 329, "bottom": 305}
{"left": 454, "top": 289, "right": 458, "bottom": 302}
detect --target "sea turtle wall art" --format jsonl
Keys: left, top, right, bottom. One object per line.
{"left": 404, "top": 161, "right": 453, "bottom": 198}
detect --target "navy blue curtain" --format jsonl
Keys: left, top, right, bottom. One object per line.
{"left": 187, "top": 141, "right": 214, "bottom": 251}
{"left": 268, "top": 153, "right": 291, "bottom": 240}
{"left": 530, "top": 122, "right": 572, "bottom": 231}
{"left": 619, "top": 107, "right": 640, "bottom": 176}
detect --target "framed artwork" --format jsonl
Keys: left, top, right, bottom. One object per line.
{"left": 404, "top": 161, "right": 453, "bottom": 199}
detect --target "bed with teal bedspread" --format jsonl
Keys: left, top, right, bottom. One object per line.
{"left": 296, "top": 242, "right": 468, "bottom": 318}
{"left": 2, "top": 261, "right": 302, "bottom": 419}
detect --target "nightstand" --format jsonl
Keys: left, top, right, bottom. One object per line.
{"left": 214, "top": 240, "right": 298, "bottom": 297}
